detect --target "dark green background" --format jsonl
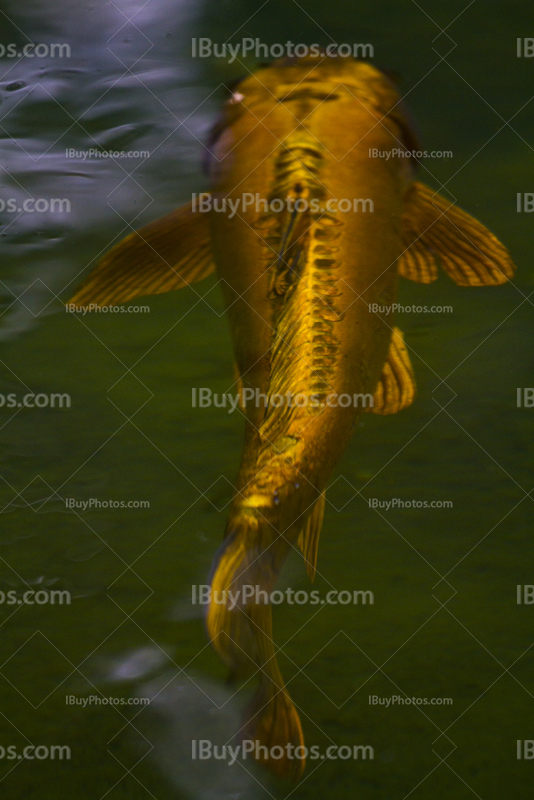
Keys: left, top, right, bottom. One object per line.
{"left": 0, "top": 1, "right": 533, "bottom": 798}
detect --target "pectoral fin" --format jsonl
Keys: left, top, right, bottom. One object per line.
{"left": 399, "top": 182, "right": 515, "bottom": 286}
{"left": 297, "top": 491, "right": 325, "bottom": 582}
{"left": 69, "top": 201, "right": 215, "bottom": 307}
{"left": 370, "top": 327, "right": 416, "bottom": 415}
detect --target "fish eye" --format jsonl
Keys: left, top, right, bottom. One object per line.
{"left": 228, "top": 91, "right": 244, "bottom": 105}
{"left": 223, "top": 77, "right": 246, "bottom": 105}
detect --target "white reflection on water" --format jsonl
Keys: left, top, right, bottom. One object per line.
{"left": 92, "top": 645, "right": 268, "bottom": 798}
{"left": 0, "top": 0, "right": 209, "bottom": 338}
{"left": 101, "top": 643, "right": 267, "bottom": 800}
{"left": 137, "top": 672, "right": 268, "bottom": 800}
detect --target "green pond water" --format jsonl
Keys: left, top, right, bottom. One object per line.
{"left": 0, "top": 1, "right": 533, "bottom": 798}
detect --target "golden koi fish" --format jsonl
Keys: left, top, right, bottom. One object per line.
{"left": 70, "top": 56, "right": 515, "bottom": 779}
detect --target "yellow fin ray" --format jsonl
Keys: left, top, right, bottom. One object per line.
{"left": 399, "top": 182, "right": 515, "bottom": 286}
{"left": 370, "top": 327, "right": 416, "bottom": 415}
{"left": 297, "top": 491, "right": 326, "bottom": 582}
{"left": 69, "top": 201, "right": 214, "bottom": 307}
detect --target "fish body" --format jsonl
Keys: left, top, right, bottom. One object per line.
{"left": 205, "top": 59, "right": 417, "bottom": 778}
{"left": 69, "top": 55, "right": 516, "bottom": 779}
{"left": 210, "top": 61, "right": 409, "bottom": 428}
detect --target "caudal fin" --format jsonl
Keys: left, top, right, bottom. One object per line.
{"left": 206, "top": 518, "right": 305, "bottom": 779}
{"left": 243, "top": 667, "right": 305, "bottom": 780}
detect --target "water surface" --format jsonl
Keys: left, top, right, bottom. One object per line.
{"left": 0, "top": 2, "right": 533, "bottom": 799}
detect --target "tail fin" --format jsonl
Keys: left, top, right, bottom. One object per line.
{"left": 206, "top": 517, "right": 305, "bottom": 780}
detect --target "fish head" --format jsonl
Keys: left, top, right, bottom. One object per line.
{"left": 204, "top": 55, "right": 420, "bottom": 183}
